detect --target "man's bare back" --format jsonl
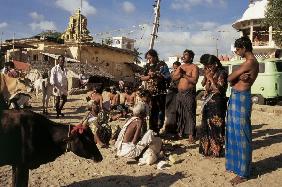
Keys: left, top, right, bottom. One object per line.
{"left": 123, "top": 119, "right": 142, "bottom": 144}
{"left": 125, "top": 92, "right": 136, "bottom": 106}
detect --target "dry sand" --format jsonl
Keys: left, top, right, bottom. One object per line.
{"left": 1, "top": 92, "right": 282, "bottom": 187}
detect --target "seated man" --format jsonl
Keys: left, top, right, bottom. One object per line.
{"left": 80, "top": 102, "right": 112, "bottom": 147}
{"left": 115, "top": 102, "right": 162, "bottom": 163}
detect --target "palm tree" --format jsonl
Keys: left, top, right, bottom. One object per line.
{"left": 133, "top": 48, "right": 142, "bottom": 64}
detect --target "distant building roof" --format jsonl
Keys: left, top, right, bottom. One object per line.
{"left": 13, "top": 60, "right": 31, "bottom": 72}
{"left": 41, "top": 52, "right": 80, "bottom": 63}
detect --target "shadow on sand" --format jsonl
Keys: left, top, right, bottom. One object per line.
{"left": 65, "top": 172, "right": 185, "bottom": 187}
{"left": 252, "top": 153, "right": 282, "bottom": 178}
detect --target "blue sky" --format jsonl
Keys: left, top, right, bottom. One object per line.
{"left": 0, "top": 0, "right": 251, "bottom": 61}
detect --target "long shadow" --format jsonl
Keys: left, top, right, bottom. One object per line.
{"left": 251, "top": 153, "right": 282, "bottom": 178}
{"left": 65, "top": 172, "right": 185, "bottom": 187}
{"left": 252, "top": 133, "right": 282, "bottom": 150}
{"left": 252, "top": 128, "right": 282, "bottom": 139}
{"left": 252, "top": 123, "right": 267, "bottom": 130}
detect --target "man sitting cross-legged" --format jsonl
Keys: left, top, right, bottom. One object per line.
{"left": 115, "top": 102, "right": 162, "bottom": 164}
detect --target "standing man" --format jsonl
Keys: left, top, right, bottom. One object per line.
{"left": 225, "top": 36, "right": 259, "bottom": 185}
{"left": 172, "top": 49, "right": 199, "bottom": 143}
{"left": 50, "top": 55, "right": 68, "bottom": 118}
{"left": 140, "top": 49, "right": 170, "bottom": 134}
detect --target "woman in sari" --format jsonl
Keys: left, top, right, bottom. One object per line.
{"left": 198, "top": 54, "right": 228, "bottom": 157}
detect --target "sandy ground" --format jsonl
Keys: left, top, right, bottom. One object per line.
{"left": 1, "top": 92, "right": 282, "bottom": 187}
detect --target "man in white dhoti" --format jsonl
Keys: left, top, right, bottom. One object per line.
{"left": 115, "top": 102, "right": 162, "bottom": 162}
{"left": 50, "top": 55, "right": 68, "bottom": 118}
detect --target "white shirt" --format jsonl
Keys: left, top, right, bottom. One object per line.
{"left": 50, "top": 64, "right": 68, "bottom": 96}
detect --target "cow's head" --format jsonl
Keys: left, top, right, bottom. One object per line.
{"left": 68, "top": 125, "right": 103, "bottom": 162}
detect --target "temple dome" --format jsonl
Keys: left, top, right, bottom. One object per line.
{"left": 232, "top": 0, "right": 268, "bottom": 29}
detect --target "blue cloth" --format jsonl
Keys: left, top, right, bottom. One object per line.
{"left": 225, "top": 89, "right": 252, "bottom": 178}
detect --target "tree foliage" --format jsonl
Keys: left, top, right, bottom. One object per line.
{"left": 265, "top": 0, "right": 282, "bottom": 47}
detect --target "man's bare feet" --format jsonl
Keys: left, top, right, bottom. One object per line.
{"left": 230, "top": 175, "right": 247, "bottom": 186}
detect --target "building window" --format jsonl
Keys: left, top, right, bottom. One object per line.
{"left": 116, "top": 40, "right": 120, "bottom": 44}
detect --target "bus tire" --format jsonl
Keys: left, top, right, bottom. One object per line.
{"left": 251, "top": 95, "right": 265, "bottom": 105}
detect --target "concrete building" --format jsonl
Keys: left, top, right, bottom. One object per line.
{"left": 112, "top": 37, "right": 135, "bottom": 51}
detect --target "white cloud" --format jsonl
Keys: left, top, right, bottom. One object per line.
{"left": 29, "top": 21, "right": 57, "bottom": 31}
{"left": 0, "top": 22, "right": 8, "bottom": 28}
{"left": 55, "top": 0, "right": 97, "bottom": 15}
{"left": 171, "top": 0, "right": 226, "bottom": 10}
{"left": 29, "top": 12, "right": 44, "bottom": 21}
{"left": 135, "top": 22, "right": 239, "bottom": 62}
{"left": 29, "top": 12, "right": 57, "bottom": 31}
{"left": 122, "top": 1, "right": 136, "bottom": 14}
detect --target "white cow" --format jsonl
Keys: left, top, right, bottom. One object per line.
{"left": 33, "top": 78, "right": 54, "bottom": 114}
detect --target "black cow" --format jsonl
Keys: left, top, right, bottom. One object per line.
{"left": 0, "top": 110, "right": 103, "bottom": 187}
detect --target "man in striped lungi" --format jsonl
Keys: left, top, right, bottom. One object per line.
{"left": 226, "top": 36, "right": 259, "bottom": 185}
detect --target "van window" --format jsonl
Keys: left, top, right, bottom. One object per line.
{"left": 275, "top": 61, "right": 282, "bottom": 72}
{"left": 259, "top": 63, "right": 265, "bottom": 73}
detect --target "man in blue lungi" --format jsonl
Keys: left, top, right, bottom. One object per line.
{"left": 226, "top": 36, "right": 259, "bottom": 185}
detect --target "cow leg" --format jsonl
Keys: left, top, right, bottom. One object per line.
{"left": 12, "top": 166, "right": 29, "bottom": 187}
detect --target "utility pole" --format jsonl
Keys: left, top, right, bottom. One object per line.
{"left": 12, "top": 32, "right": 15, "bottom": 61}
{"left": 79, "top": 0, "right": 83, "bottom": 72}
{"left": 149, "top": 0, "right": 161, "bottom": 50}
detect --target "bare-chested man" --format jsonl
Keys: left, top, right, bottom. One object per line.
{"left": 124, "top": 86, "right": 136, "bottom": 108}
{"left": 88, "top": 87, "right": 103, "bottom": 110}
{"left": 172, "top": 49, "right": 199, "bottom": 143}
{"left": 225, "top": 36, "right": 259, "bottom": 185}
{"left": 109, "top": 86, "right": 120, "bottom": 109}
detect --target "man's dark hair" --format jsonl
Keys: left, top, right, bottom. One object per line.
{"left": 234, "top": 36, "right": 253, "bottom": 52}
{"left": 58, "top": 55, "right": 65, "bottom": 61}
{"left": 183, "top": 49, "right": 195, "bottom": 62}
{"left": 173, "top": 61, "right": 181, "bottom": 66}
{"left": 145, "top": 49, "right": 159, "bottom": 62}
{"left": 200, "top": 54, "right": 222, "bottom": 68}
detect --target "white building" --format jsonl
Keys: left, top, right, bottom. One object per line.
{"left": 232, "top": 0, "right": 281, "bottom": 58}
{"left": 112, "top": 37, "right": 135, "bottom": 51}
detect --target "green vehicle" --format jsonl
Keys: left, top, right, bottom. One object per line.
{"left": 196, "top": 58, "right": 282, "bottom": 105}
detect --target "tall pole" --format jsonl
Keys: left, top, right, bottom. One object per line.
{"left": 12, "top": 32, "right": 15, "bottom": 61}
{"left": 149, "top": 0, "right": 161, "bottom": 50}
{"left": 0, "top": 32, "right": 3, "bottom": 52}
{"left": 79, "top": 0, "right": 82, "bottom": 72}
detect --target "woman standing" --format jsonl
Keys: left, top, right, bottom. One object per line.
{"left": 198, "top": 54, "right": 228, "bottom": 157}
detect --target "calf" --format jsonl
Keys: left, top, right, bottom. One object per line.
{"left": 34, "top": 78, "right": 54, "bottom": 114}
{"left": 0, "top": 110, "right": 103, "bottom": 187}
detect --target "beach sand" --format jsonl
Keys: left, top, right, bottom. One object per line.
{"left": 1, "top": 92, "right": 282, "bottom": 187}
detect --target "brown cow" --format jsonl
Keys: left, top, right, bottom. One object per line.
{"left": 0, "top": 109, "right": 103, "bottom": 187}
